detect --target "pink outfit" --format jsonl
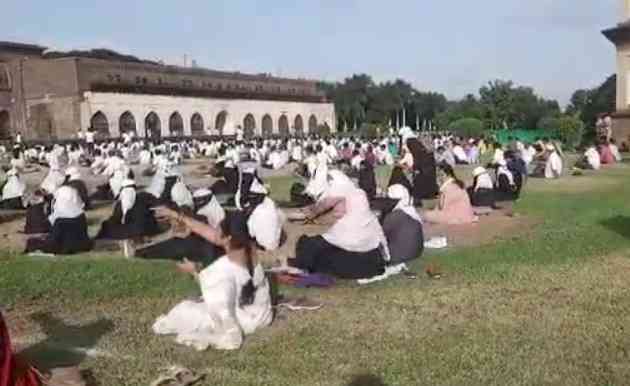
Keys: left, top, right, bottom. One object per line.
{"left": 423, "top": 181, "right": 478, "bottom": 225}
{"left": 599, "top": 145, "right": 615, "bottom": 165}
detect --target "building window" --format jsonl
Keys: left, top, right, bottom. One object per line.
{"left": 115, "top": 74, "right": 121, "bottom": 83}
{"left": 217, "top": 84, "right": 223, "bottom": 91}
{"left": 142, "top": 77, "right": 148, "bottom": 85}
{"left": 107, "top": 74, "right": 114, "bottom": 82}
{"left": 157, "top": 78, "right": 163, "bottom": 85}
{"left": 135, "top": 76, "right": 142, "bottom": 85}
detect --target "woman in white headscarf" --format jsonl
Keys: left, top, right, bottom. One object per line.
{"left": 136, "top": 188, "right": 226, "bottom": 265}
{"left": 467, "top": 167, "right": 495, "bottom": 208}
{"left": 291, "top": 168, "right": 389, "bottom": 279}
{"left": 236, "top": 166, "right": 285, "bottom": 252}
{"left": 0, "top": 169, "right": 26, "bottom": 209}
{"left": 24, "top": 185, "right": 93, "bottom": 254}
{"left": 95, "top": 178, "right": 161, "bottom": 241}
{"left": 40, "top": 166, "right": 65, "bottom": 197}
{"left": 544, "top": 144, "right": 563, "bottom": 179}
{"left": 63, "top": 166, "right": 91, "bottom": 209}
{"left": 380, "top": 184, "right": 424, "bottom": 265}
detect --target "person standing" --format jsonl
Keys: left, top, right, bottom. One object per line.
{"left": 85, "top": 128, "right": 96, "bottom": 156}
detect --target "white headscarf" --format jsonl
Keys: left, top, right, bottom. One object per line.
{"left": 497, "top": 160, "right": 515, "bottom": 186}
{"left": 119, "top": 179, "right": 136, "bottom": 223}
{"left": 41, "top": 168, "right": 65, "bottom": 195}
{"left": 65, "top": 166, "right": 81, "bottom": 182}
{"left": 473, "top": 167, "right": 494, "bottom": 191}
{"left": 194, "top": 188, "right": 226, "bottom": 228}
{"left": 387, "top": 184, "right": 422, "bottom": 223}
{"left": 2, "top": 169, "right": 26, "bottom": 201}
{"left": 305, "top": 162, "right": 329, "bottom": 200}
{"left": 171, "top": 179, "right": 194, "bottom": 208}
{"left": 49, "top": 185, "right": 84, "bottom": 224}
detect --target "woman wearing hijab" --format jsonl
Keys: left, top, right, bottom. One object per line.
{"left": 495, "top": 160, "right": 518, "bottom": 202}
{"left": 25, "top": 185, "right": 93, "bottom": 254}
{"left": 151, "top": 210, "right": 273, "bottom": 351}
{"left": 236, "top": 167, "right": 284, "bottom": 252}
{"left": 0, "top": 169, "right": 26, "bottom": 210}
{"left": 404, "top": 138, "right": 439, "bottom": 204}
{"left": 292, "top": 168, "right": 389, "bottom": 279}
{"left": 358, "top": 160, "right": 377, "bottom": 200}
{"left": 24, "top": 189, "right": 51, "bottom": 235}
{"left": 63, "top": 167, "right": 91, "bottom": 210}
{"left": 40, "top": 166, "right": 65, "bottom": 197}
{"left": 1, "top": 311, "right": 43, "bottom": 386}
{"left": 380, "top": 184, "right": 424, "bottom": 265}
{"left": 136, "top": 188, "right": 226, "bottom": 265}
{"left": 423, "top": 164, "right": 478, "bottom": 225}
{"left": 96, "top": 177, "right": 161, "bottom": 242}
{"left": 468, "top": 167, "right": 495, "bottom": 208}
{"left": 544, "top": 144, "right": 563, "bottom": 179}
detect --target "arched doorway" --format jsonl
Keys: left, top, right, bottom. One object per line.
{"left": 278, "top": 115, "right": 289, "bottom": 137}
{"left": 243, "top": 114, "right": 256, "bottom": 139}
{"left": 90, "top": 111, "right": 110, "bottom": 138}
{"left": 294, "top": 115, "right": 304, "bottom": 137}
{"left": 119, "top": 111, "right": 136, "bottom": 135}
{"left": 215, "top": 111, "right": 228, "bottom": 136}
{"left": 191, "top": 113, "right": 204, "bottom": 136}
{"left": 169, "top": 112, "right": 184, "bottom": 137}
{"left": 145, "top": 112, "right": 161, "bottom": 139}
{"left": 262, "top": 114, "right": 273, "bottom": 138}
{"left": 0, "top": 110, "right": 10, "bottom": 140}
{"left": 308, "top": 115, "right": 318, "bottom": 134}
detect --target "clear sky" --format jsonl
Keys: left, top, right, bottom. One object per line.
{"left": 1, "top": 0, "right": 620, "bottom": 105}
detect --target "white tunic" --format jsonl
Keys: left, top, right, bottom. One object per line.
{"left": 545, "top": 152, "right": 563, "bottom": 179}
{"left": 247, "top": 197, "right": 284, "bottom": 251}
{"left": 152, "top": 256, "right": 272, "bottom": 351}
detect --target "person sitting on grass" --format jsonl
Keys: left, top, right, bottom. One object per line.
{"left": 24, "top": 189, "right": 52, "bottom": 235}
{"left": 95, "top": 177, "right": 161, "bottom": 248}
{"left": 544, "top": 144, "right": 563, "bottom": 179}
{"left": 151, "top": 210, "right": 273, "bottom": 351}
{"left": 576, "top": 143, "right": 601, "bottom": 170}
{"left": 609, "top": 138, "right": 622, "bottom": 162}
{"left": 423, "top": 163, "right": 478, "bottom": 225}
{"left": 63, "top": 166, "right": 91, "bottom": 210}
{"left": 599, "top": 138, "right": 616, "bottom": 165}
{"left": 135, "top": 188, "right": 226, "bottom": 265}
{"left": 380, "top": 184, "right": 424, "bottom": 265}
{"left": 290, "top": 168, "right": 389, "bottom": 279}
{"left": 1, "top": 311, "right": 43, "bottom": 386}
{"left": 25, "top": 184, "right": 93, "bottom": 255}
{"left": 494, "top": 159, "right": 519, "bottom": 202}
{"left": 467, "top": 166, "right": 495, "bottom": 208}
{"left": 0, "top": 168, "right": 26, "bottom": 210}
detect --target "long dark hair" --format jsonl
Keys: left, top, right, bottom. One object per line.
{"left": 220, "top": 212, "right": 256, "bottom": 307}
{"left": 439, "top": 163, "right": 465, "bottom": 190}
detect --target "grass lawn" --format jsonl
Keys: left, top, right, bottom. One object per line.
{"left": 3, "top": 162, "right": 630, "bottom": 385}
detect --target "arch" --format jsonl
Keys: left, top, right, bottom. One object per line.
{"left": 169, "top": 111, "right": 184, "bottom": 137}
{"left": 90, "top": 111, "right": 110, "bottom": 138}
{"left": 119, "top": 111, "right": 136, "bottom": 135}
{"left": 191, "top": 113, "right": 204, "bottom": 136}
{"left": 145, "top": 111, "right": 161, "bottom": 139}
{"left": 262, "top": 114, "right": 273, "bottom": 138}
{"left": 0, "top": 64, "right": 10, "bottom": 90}
{"left": 0, "top": 110, "right": 10, "bottom": 140}
{"left": 294, "top": 115, "right": 304, "bottom": 136}
{"left": 308, "top": 115, "right": 318, "bottom": 134}
{"left": 215, "top": 111, "right": 228, "bottom": 136}
{"left": 278, "top": 114, "right": 289, "bottom": 137}
{"left": 243, "top": 114, "right": 256, "bottom": 139}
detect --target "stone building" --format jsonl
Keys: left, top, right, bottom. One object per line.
{"left": 0, "top": 41, "right": 335, "bottom": 141}
{"left": 603, "top": 0, "right": 630, "bottom": 145}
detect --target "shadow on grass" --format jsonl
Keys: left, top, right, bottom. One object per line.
{"left": 17, "top": 312, "right": 114, "bottom": 374}
{"left": 347, "top": 374, "right": 387, "bottom": 386}
{"left": 600, "top": 216, "right": 630, "bottom": 240}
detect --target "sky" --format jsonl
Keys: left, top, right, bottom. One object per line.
{"left": 0, "top": 0, "right": 620, "bottom": 105}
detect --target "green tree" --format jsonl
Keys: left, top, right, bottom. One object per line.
{"left": 449, "top": 117, "right": 485, "bottom": 137}
{"left": 555, "top": 115, "right": 585, "bottom": 148}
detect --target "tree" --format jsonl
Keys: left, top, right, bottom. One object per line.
{"left": 449, "top": 118, "right": 485, "bottom": 137}
{"left": 555, "top": 115, "right": 585, "bottom": 148}
{"left": 479, "top": 80, "right": 516, "bottom": 130}
{"left": 567, "top": 75, "right": 616, "bottom": 138}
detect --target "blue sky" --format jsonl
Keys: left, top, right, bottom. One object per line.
{"left": 1, "top": 0, "right": 619, "bottom": 105}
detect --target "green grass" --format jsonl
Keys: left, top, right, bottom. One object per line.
{"left": 3, "top": 164, "right": 630, "bottom": 385}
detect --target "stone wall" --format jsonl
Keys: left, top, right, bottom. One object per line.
{"left": 80, "top": 92, "right": 336, "bottom": 138}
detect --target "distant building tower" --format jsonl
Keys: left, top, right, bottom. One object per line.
{"left": 603, "top": 0, "right": 630, "bottom": 146}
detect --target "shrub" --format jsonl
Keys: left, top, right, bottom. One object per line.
{"left": 556, "top": 115, "right": 585, "bottom": 148}
{"left": 449, "top": 118, "right": 485, "bottom": 137}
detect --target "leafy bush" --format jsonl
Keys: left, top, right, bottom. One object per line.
{"left": 537, "top": 116, "right": 560, "bottom": 132}
{"left": 555, "top": 115, "right": 585, "bottom": 148}
{"left": 449, "top": 118, "right": 485, "bottom": 137}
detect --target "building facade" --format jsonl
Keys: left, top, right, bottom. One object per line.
{"left": 603, "top": 0, "right": 630, "bottom": 145}
{"left": 0, "top": 42, "right": 336, "bottom": 141}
